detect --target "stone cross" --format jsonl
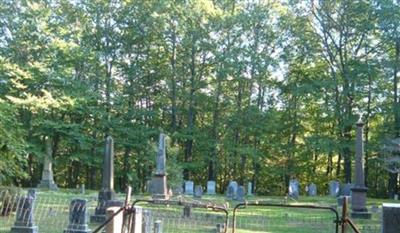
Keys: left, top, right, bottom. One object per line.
{"left": 351, "top": 117, "right": 371, "bottom": 219}
{"left": 11, "top": 195, "right": 38, "bottom": 233}
{"left": 37, "top": 136, "right": 58, "bottom": 190}
{"left": 91, "top": 136, "right": 116, "bottom": 222}
{"left": 64, "top": 199, "right": 91, "bottom": 233}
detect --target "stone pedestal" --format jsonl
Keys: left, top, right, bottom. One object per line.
{"left": 350, "top": 186, "right": 371, "bottom": 219}
{"left": 151, "top": 175, "right": 169, "bottom": 200}
{"left": 11, "top": 196, "right": 38, "bottom": 233}
{"left": 90, "top": 189, "right": 116, "bottom": 222}
{"left": 350, "top": 118, "right": 371, "bottom": 219}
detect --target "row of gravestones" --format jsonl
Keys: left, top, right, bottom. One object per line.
{"left": 288, "top": 179, "right": 354, "bottom": 199}
{"left": 182, "top": 180, "right": 253, "bottom": 201}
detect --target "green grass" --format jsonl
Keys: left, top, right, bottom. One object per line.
{"left": 1, "top": 190, "right": 396, "bottom": 233}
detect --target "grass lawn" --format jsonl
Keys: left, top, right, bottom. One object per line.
{"left": 0, "top": 189, "right": 397, "bottom": 233}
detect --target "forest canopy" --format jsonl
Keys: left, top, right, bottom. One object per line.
{"left": 0, "top": 0, "right": 399, "bottom": 197}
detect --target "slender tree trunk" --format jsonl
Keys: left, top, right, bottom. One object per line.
{"left": 183, "top": 39, "right": 196, "bottom": 180}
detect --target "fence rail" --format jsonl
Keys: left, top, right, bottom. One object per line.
{"left": 0, "top": 188, "right": 385, "bottom": 233}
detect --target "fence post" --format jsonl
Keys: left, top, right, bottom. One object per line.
{"left": 341, "top": 196, "right": 348, "bottom": 233}
{"left": 105, "top": 207, "right": 123, "bottom": 233}
{"left": 154, "top": 220, "right": 162, "bottom": 233}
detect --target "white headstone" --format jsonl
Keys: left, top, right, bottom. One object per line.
{"left": 184, "top": 181, "right": 194, "bottom": 195}
{"left": 207, "top": 181, "right": 216, "bottom": 195}
{"left": 247, "top": 182, "right": 253, "bottom": 196}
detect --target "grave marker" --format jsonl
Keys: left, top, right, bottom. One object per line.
{"left": 226, "top": 181, "right": 238, "bottom": 199}
{"left": 184, "top": 181, "right": 194, "bottom": 195}
{"left": 64, "top": 199, "right": 91, "bottom": 233}
{"left": 207, "top": 181, "right": 216, "bottom": 195}
{"left": 37, "top": 137, "right": 58, "bottom": 190}
{"left": 329, "top": 181, "right": 340, "bottom": 197}
{"left": 194, "top": 185, "right": 203, "bottom": 198}
{"left": 307, "top": 183, "right": 317, "bottom": 196}
{"left": 289, "top": 179, "right": 299, "bottom": 200}
{"left": 382, "top": 203, "right": 400, "bottom": 233}
{"left": 237, "top": 186, "right": 246, "bottom": 202}
{"left": 91, "top": 136, "right": 116, "bottom": 222}
{"left": 151, "top": 134, "right": 169, "bottom": 200}
{"left": 10, "top": 195, "right": 38, "bottom": 233}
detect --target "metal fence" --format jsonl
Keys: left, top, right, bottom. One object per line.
{"left": 0, "top": 188, "right": 385, "bottom": 233}
{"left": 232, "top": 202, "right": 340, "bottom": 233}
{"left": 0, "top": 189, "right": 124, "bottom": 233}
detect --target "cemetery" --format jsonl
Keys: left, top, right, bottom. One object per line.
{"left": 1, "top": 0, "right": 400, "bottom": 232}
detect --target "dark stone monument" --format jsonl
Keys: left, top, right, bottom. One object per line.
{"left": 91, "top": 136, "right": 116, "bottom": 222}
{"left": 307, "top": 183, "right": 317, "bottom": 196}
{"left": 37, "top": 137, "right": 58, "bottom": 190}
{"left": 194, "top": 185, "right": 203, "bottom": 198}
{"left": 183, "top": 206, "right": 191, "bottom": 218}
{"left": 382, "top": 203, "right": 400, "bottom": 233}
{"left": 64, "top": 199, "right": 91, "bottom": 233}
{"left": 288, "top": 179, "right": 299, "bottom": 200}
{"left": 236, "top": 186, "right": 246, "bottom": 202}
{"left": 151, "top": 134, "right": 169, "bottom": 200}
{"left": 184, "top": 181, "right": 194, "bottom": 195}
{"left": 329, "top": 181, "right": 340, "bottom": 197}
{"left": 10, "top": 196, "right": 38, "bottom": 233}
{"left": 207, "top": 181, "right": 216, "bottom": 195}
{"left": 351, "top": 117, "right": 371, "bottom": 219}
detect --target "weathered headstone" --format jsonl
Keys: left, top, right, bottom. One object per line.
{"left": 194, "top": 185, "right": 203, "bottom": 198}
{"left": 27, "top": 189, "right": 36, "bottom": 200}
{"left": 173, "top": 187, "right": 183, "bottom": 195}
{"left": 226, "top": 181, "right": 238, "bottom": 199}
{"left": 154, "top": 220, "right": 163, "bottom": 233}
{"left": 10, "top": 196, "right": 38, "bottom": 233}
{"left": 207, "top": 181, "right": 216, "bottom": 195}
{"left": 289, "top": 179, "right": 299, "bottom": 200}
{"left": 329, "top": 181, "right": 340, "bottom": 197}
{"left": 307, "top": 183, "right": 317, "bottom": 196}
{"left": 142, "top": 209, "right": 153, "bottom": 233}
{"left": 184, "top": 181, "right": 194, "bottom": 195}
{"left": 91, "top": 136, "right": 116, "bottom": 222}
{"left": 151, "top": 134, "right": 169, "bottom": 200}
{"left": 37, "top": 137, "right": 58, "bottom": 190}
{"left": 183, "top": 206, "right": 191, "bottom": 218}
{"left": 64, "top": 199, "right": 91, "bottom": 233}
{"left": 80, "top": 184, "right": 85, "bottom": 195}
{"left": 236, "top": 186, "right": 246, "bottom": 202}
{"left": 351, "top": 117, "right": 371, "bottom": 219}
{"left": 341, "top": 183, "right": 352, "bottom": 196}
{"left": 247, "top": 182, "right": 253, "bottom": 196}
{"left": 382, "top": 203, "right": 400, "bottom": 233}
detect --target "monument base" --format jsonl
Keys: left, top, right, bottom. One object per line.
{"left": 151, "top": 175, "right": 169, "bottom": 200}
{"left": 351, "top": 211, "right": 371, "bottom": 219}
{"left": 10, "top": 226, "right": 38, "bottom": 233}
{"left": 64, "top": 226, "right": 91, "bottom": 233}
{"left": 37, "top": 180, "right": 58, "bottom": 191}
{"left": 90, "top": 189, "right": 116, "bottom": 223}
